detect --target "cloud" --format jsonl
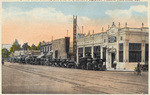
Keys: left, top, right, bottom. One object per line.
{"left": 3, "top": 7, "right": 91, "bottom": 25}
{"left": 2, "top": 5, "right": 148, "bottom": 45}
{"left": 105, "top": 5, "right": 147, "bottom": 20}
{"left": 105, "top": 5, "right": 147, "bottom": 28}
{"left": 130, "top": 5, "right": 147, "bottom": 13}
{"left": 2, "top": 6, "right": 91, "bottom": 45}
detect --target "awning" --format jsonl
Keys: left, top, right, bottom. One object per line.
{"left": 46, "top": 52, "right": 53, "bottom": 56}
{"left": 37, "top": 54, "right": 45, "bottom": 58}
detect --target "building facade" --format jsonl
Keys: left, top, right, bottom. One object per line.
{"left": 11, "top": 50, "right": 40, "bottom": 57}
{"left": 52, "top": 37, "right": 71, "bottom": 59}
{"left": 40, "top": 41, "right": 53, "bottom": 58}
{"left": 77, "top": 22, "right": 149, "bottom": 70}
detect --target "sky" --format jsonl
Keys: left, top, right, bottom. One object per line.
{"left": 2, "top": 2, "right": 148, "bottom": 46}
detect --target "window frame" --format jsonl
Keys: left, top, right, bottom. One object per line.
{"left": 145, "top": 44, "right": 149, "bottom": 62}
{"left": 119, "top": 43, "right": 123, "bottom": 62}
{"left": 93, "top": 46, "right": 101, "bottom": 59}
{"left": 129, "top": 43, "right": 142, "bottom": 62}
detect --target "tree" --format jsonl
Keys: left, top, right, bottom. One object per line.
{"left": 22, "top": 43, "right": 30, "bottom": 50}
{"left": 31, "top": 44, "right": 37, "bottom": 50}
{"left": 2, "top": 48, "right": 10, "bottom": 58}
{"left": 9, "top": 43, "right": 20, "bottom": 53}
{"left": 36, "top": 42, "right": 41, "bottom": 50}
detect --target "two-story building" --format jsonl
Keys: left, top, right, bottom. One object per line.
{"left": 39, "top": 41, "right": 53, "bottom": 59}
{"left": 77, "top": 22, "right": 149, "bottom": 70}
{"left": 39, "top": 37, "right": 73, "bottom": 59}
{"left": 52, "top": 37, "right": 71, "bottom": 59}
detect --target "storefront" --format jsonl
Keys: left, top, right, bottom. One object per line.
{"left": 77, "top": 22, "right": 149, "bottom": 70}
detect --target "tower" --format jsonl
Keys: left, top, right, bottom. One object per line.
{"left": 73, "top": 15, "right": 77, "bottom": 61}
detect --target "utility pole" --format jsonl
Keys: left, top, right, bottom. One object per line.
{"left": 67, "top": 30, "right": 68, "bottom": 37}
{"left": 73, "top": 15, "right": 77, "bottom": 61}
{"left": 82, "top": 26, "right": 83, "bottom": 34}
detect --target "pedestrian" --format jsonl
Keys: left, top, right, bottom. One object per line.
{"left": 2, "top": 59, "right": 4, "bottom": 65}
{"left": 137, "top": 62, "right": 141, "bottom": 75}
{"left": 113, "top": 59, "right": 117, "bottom": 70}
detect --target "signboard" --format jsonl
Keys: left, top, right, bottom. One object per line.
{"left": 108, "top": 36, "right": 116, "bottom": 43}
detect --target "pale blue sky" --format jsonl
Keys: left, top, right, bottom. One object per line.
{"left": 2, "top": 2, "right": 148, "bottom": 45}
{"left": 2, "top": 2, "right": 148, "bottom": 19}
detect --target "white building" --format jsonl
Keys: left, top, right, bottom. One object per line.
{"left": 77, "top": 22, "right": 149, "bottom": 70}
{"left": 40, "top": 41, "right": 53, "bottom": 58}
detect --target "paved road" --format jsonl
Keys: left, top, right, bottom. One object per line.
{"left": 2, "top": 62, "right": 148, "bottom": 94}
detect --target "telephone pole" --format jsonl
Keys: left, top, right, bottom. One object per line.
{"left": 73, "top": 15, "right": 77, "bottom": 61}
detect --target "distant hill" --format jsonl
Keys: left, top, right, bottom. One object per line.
{"left": 2, "top": 44, "right": 12, "bottom": 50}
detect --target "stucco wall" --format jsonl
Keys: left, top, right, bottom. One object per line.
{"left": 52, "top": 38, "right": 67, "bottom": 59}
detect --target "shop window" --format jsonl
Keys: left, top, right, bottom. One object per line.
{"left": 94, "top": 46, "right": 101, "bottom": 58}
{"left": 85, "top": 47, "right": 91, "bottom": 57}
{"left": 47, "top": 46, "right": 49, "bottom": 52}
{"left": 129, "top": 43, "right": 141, "bottom": 62}
{"left": 104, "top": 39, "right": 106, "bottom": 43}
{"left": 120, "top": 37, "right": 123, "bottom": 40}
{"left": 78, "top": 48, "right": 83, "bottom": 58}
{"left": 145, "top": 44, "right": 149, "bottom": 62}
{"left": 103, "top": 47, "right": 106, "bottom": 62}
{"left": 119, "top": 43, "right": 123, "bottom": 62}
{"left": 49, "top": 46, "right": 51, "bottom": 51}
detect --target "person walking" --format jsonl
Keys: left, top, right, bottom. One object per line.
{"left": 137, "top": 62, "right": 141, "bottom": 75}
{"left": 2, "top": 59, "right": 4, "bottom": 65}
{"left": 113, "top": 59, "right": 117, "bottom": 70}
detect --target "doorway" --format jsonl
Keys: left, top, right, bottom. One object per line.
{"left": 55, "top": 50, "right": 58, "bottom": 59}
{"left": 111, "top": 53, "right": 115, "bottom": 68}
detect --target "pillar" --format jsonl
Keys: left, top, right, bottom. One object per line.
{"left": 106, "top": 49, "right": 109, "bottom": 68}
{"left": 83, "top": 47, "right": 85, "bottom": 57}
{"left": 101, "top": 46, "right": 103, "bottom": 59}
{"left": 77, "top": 47, "right": 79, "bottom": 64}
{"left": 142, "top": 43, "right": 145, "bottom": 63}
{"left": 91, "top": 46, "right": 94, "bottom": 58}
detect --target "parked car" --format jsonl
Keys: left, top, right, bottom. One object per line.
{"left": 67, "top": 59, "right": 76, "bottom": 68}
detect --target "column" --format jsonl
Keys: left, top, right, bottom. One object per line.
{"left": 124, "top": 41, "right": 129, "bottom": 69}
{"left": 101, "top": 46, "right": 103, "bottom": 59}
{"left": 77, "top": 47, "right": 79, "bottom": 64}
{"left": 83, "top": 47, "right": 85, "bottom": 57}
{"left": 91, "top": 46, "right": 94, "bottom": 58}
{"left": 106, "top": 49, "right": 109, "bottom": 68}
{"left": 142, "top": 43, "right": 145, "bottom": 63}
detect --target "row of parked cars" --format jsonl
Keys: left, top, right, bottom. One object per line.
{"left": 10, "top": 56, "right": 106, "bottom": 71}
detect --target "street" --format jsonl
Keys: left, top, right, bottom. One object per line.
{"left": 2, "top": 62, "right": 148, "bottom": 94}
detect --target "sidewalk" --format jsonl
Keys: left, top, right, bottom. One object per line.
{"left": 107, "top": 68, "right": 134, "bottom": 72}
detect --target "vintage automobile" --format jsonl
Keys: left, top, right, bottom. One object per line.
{"left": 141, "top": 64, "right": 148, "bottom": 72}
{"left": 19, "top": 56, "right": 27, "bottom": 64}
{"left": 10, "top": 57, "right": 16, "bottom": 63}
{"left": 53, "top": 58, "right": 61, "bottom": 67}
{"left": 44, "top": 58, "right": 50, "bottom": 66}
{"left": 98, "top": 59, "right": 106, "bottom": 71}
{"left": 29, "top": 57, "right": 35, "bottom": 65}
{"left": 40, "top": 58, "right": 45, "bottom": 65}
{"left": 78, "top": 57, "right": 88, "bottom": 69}
{"left": 86, "top": 58, "right": 93, "bottom": 70}
{"left": 78, "top": 56, "right": 106, "bottom": 71}
{"left": 67, "top": 59, "right": 76, "bottom": 68}
{"left": 59, "top": 59, "right": 67, "bottom": 67}
{"left": 15, "top": 56, "right": 21, "bottom": 63}
{"left": 25, "top": 56, "right": 32, "bottom": 64}
{"left": 91, "top": 58, "right": 100, "bottom": 70}
{"left": 50, "top": 58, "right": 57, "bottom": 66}
{"left": 34, "top": 58, "right": 41, "bottom": 65}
